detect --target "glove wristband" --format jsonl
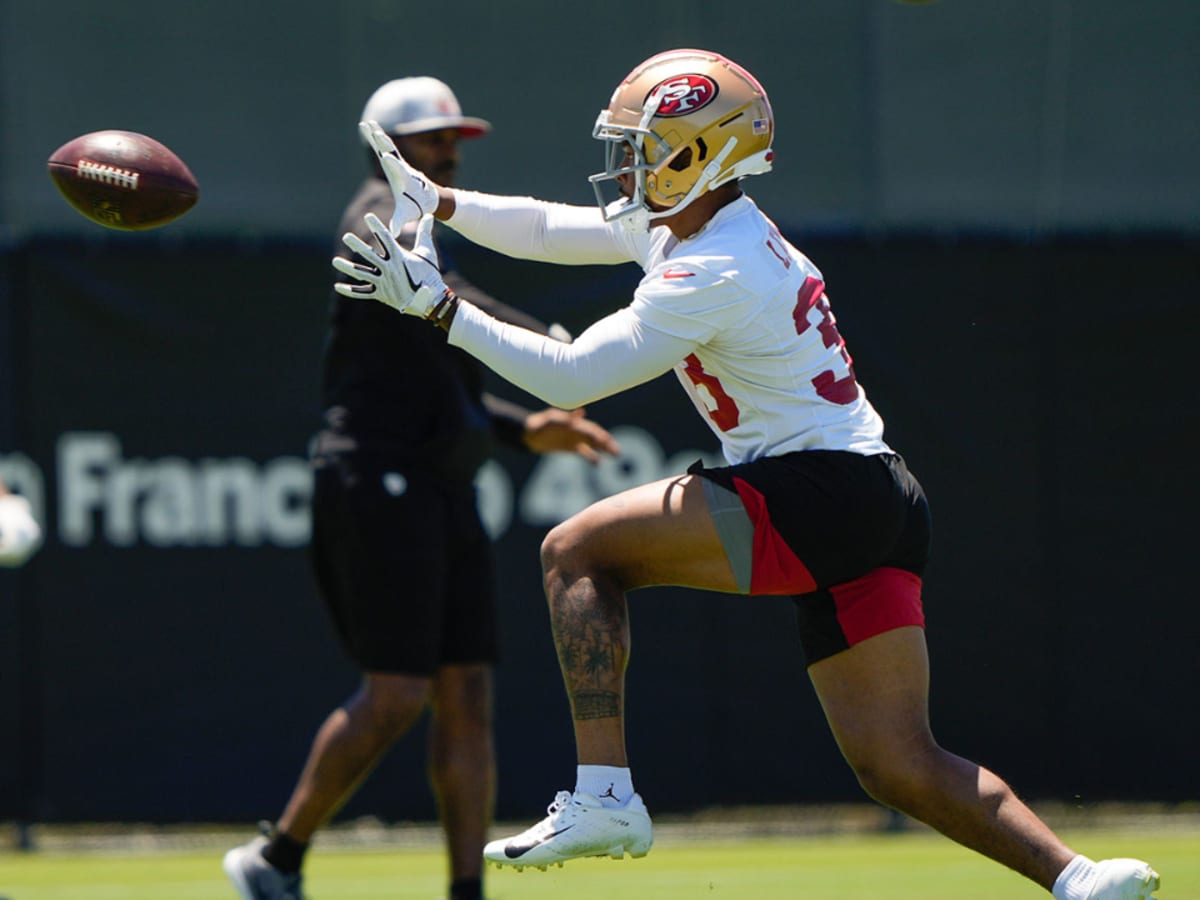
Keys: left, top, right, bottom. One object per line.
{"left": 426, "top": 289, "right": 460, "bottom": 332}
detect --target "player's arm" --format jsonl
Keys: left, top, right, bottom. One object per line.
{"left": 444, "top": 190, "right": 633, "bottom": 266}
{"left": 451, "top": 304, "right": 691, "bottom": 409}
{"left": 358, "top": 119, "right": 632, "bottom": 266}
{"left": 331, "top": 214, "right": 694, "bottom": 407}
{"left": 333, "top": 213, "right": 695, "bottom": 408}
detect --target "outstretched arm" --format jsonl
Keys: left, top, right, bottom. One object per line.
{"left": 359, "top": 118, "right": 633, "bottom": 265}
{"left": 332, "top": 213, "right": 694, "bottom": 408}
{"left": 449, "top": 303, "right": 693, "bottom": 410}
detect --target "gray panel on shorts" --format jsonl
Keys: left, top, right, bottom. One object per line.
{"left": 699, "top": 476, "right": 754, "bottom": 594}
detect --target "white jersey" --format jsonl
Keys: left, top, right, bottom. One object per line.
{"left": 445, "top": 190, "right": 890, "bottom": 465}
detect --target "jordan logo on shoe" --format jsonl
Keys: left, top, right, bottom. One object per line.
{"left": 599, "top": 784, "right": 621, "bottom": 802}
{"left": 503, "top": 825, "right": 575, "bottom": 859}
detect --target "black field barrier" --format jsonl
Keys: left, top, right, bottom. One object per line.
{"left": 1, "top": 232, "right": 1196, "bottom": 824}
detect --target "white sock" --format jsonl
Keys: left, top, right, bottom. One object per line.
{"left": 575, "top": 765, "right": 634, "bottom": 807}
{"left": 1053, "top": 855, "right": 1098, "bottom": 900}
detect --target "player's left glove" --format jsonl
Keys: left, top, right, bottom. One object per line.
{"left": 332, "top": 213, "right": 455, "bottom": 323}
{"left": 0, "top": 493, "right": 42, "bottom": 568}
{"left": 359, "top": 119, "right": 441, "bottom": 234}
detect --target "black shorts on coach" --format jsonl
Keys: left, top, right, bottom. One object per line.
{"left": 309, "top": 453, "right": 499, "bottom": 675}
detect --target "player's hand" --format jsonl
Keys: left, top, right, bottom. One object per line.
{"left": 522, "top": 408, "right": 621, "bottom": 464}
{"left": 359, "top": 119, "right": 441, "bottom": 233}
{"left": 333, "top": 214, "right": 450, "bottom": 319}
{"left": 0, "top": 493, "right": 42, "bottom": 568}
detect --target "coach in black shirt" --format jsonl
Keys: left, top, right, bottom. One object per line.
{"left": 223, "top": 77, "right": 617, "bottom": 900}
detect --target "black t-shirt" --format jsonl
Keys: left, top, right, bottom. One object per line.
{"left": 317, "top": 176, "right": 548, "bottom": 482}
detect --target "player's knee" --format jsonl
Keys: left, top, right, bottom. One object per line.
{"left": 540, "top": 518, "right": 589, "bottom": 581}
{"left": 843, "top": 743, "right": 939, "bottom": 812}
{"left": 357, "top": 674, "right": 432, "bottom": 731}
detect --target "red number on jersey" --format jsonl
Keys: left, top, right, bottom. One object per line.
{"left": 793, "top": 276, "right": 859, "bottom": 406}
{"left": 682, "top": 353, "right": 740, "bottom": 432}
{"left": 765, "top": 222, "right": 792, "bottom": 270}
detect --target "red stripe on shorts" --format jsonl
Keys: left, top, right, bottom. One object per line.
{"left": 830, "top": 567, "right": 925, "bottom": 645}
{"left": 732, "top": 476, "right": 818, "bottom": 595}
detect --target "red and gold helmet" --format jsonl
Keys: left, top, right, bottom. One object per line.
{"left": 589, "top": 49, "right": 774, "bottom": 230}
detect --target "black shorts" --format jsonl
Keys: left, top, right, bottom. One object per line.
{"left": 689, "top": 451, "right": 932, "bottom": 665}
{"left": 310, "top": 454, "right": 499, "bottom": 675}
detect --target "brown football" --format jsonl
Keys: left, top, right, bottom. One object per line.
{"left": 47, "top": 130, "right": 199, "bottom": 231}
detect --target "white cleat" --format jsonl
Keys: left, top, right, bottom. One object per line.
{"left": 1087, "top": 858, "right": 1161, "bottom": 899}
{"left": 484, "top": 790, "right": 653, "bottom": 870}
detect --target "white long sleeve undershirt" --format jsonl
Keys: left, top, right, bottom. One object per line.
{"left": 446, "top": 189, "right": 635, "bottom": 266}
{"left": 447, "top": 301, "right": 696, "bottom": 410}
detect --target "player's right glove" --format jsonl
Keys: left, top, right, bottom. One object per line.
{"left": 333, "top": 213, "right": 455, "bottom": 323}
{"left": 0, "top": 493, "right": 42, "bottom": 568}
{"left": 359, "top": 119, "right": 441, "bottom": 234}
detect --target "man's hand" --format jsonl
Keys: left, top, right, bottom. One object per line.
{"left": 359, "top": 119, "right": 441, "bottom": 233}
{"left": 333, "top": 214, "right": 450, "bottom": 319}
{"left": 522, "top": 408, "right": 621, "bottom": 464}
{"left": 0, "top": 492, "right": 42, "bottom": 568}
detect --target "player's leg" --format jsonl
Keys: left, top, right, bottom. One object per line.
{"left": 808, "top": 625, "right": 1075, "bottom": 889}
{"left": 429, "top": 663, "right": 495, "bottom": 897}
{"left": 483, "top": 473, "right": 734, "bottom": 870}
{"left": 539, "top": 472, "right": 738, "bottom": 766}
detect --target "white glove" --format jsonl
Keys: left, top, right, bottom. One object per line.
{"left": 359, "top": 119, "right": 441, "bottom": 234}
{"left": 332, "top": 213, "right": 450, "bottom": 319}
{"left": 0, "top": 493, "right": 42, "bottom": 568}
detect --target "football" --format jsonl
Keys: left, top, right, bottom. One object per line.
{"left": 47, "top": 130, "right": 199, "bottom": 231}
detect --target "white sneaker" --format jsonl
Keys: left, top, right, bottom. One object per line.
{"left": 484, "top": 790, "right": 653, "bottom": 870}
{"left": 222, "top": 835, "right": 306, "bottom": 900}
{"left": 1087, "top": 858, "right": 1161, "bottom": 899}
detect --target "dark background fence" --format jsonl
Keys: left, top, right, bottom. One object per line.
{"left": 1, "top": 0, "right": 1197, "bottom": 826}
{"left": 1, "top": 231, "right": 1196, "bottom": 824}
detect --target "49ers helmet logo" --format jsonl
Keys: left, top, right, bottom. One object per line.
{"left": 648, "top": 74, "right": 719, "bottom": 117}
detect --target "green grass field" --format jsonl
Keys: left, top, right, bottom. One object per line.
{"left": 0, "top": 826, "right": 1195, "bottom": 899}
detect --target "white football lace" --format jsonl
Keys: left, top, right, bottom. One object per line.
{"left": 77, "top": 159, "right": 139, "bottom": 190}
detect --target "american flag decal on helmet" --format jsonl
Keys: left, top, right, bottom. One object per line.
{"left": 752, "top": 118, "right": 769, "bottom": 134}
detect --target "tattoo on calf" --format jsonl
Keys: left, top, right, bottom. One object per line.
{"left": 573, "top": 690, "right": 621, "bottom": 720}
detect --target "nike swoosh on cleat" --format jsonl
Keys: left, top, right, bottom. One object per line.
{"left": 503, "top": 825, "right": 575, "bottom": 858}
{"left": 662, "top": 269, "right": 695, "bottom": 279}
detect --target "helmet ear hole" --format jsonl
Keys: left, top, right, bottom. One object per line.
{"left": 668, "top": 146, "right": 694, "bottom": 172}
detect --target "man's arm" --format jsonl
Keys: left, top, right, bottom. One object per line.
{"left": 482, "top": 394, "right": 619, "bottom": 464}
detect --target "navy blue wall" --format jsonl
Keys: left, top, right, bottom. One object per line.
{"left": 1, "top": 230, "right": 1195, "bottom": 823}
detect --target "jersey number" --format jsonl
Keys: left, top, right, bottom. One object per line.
{"left": 681, "top": 276, "right": 859, "bottom": 435}
{"left": 793, "top": 276, "right": 858, "bottom": 406}
{"left": 682, "top": 354, "right": 740, "bottom": 432}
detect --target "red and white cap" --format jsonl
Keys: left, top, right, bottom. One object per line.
{"left": 360, "top": 77, "right": 491, "bottom": 140}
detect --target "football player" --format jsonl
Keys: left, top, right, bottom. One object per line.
{"left": 336, "top": 50, "right": 1159, "bottom": 900}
